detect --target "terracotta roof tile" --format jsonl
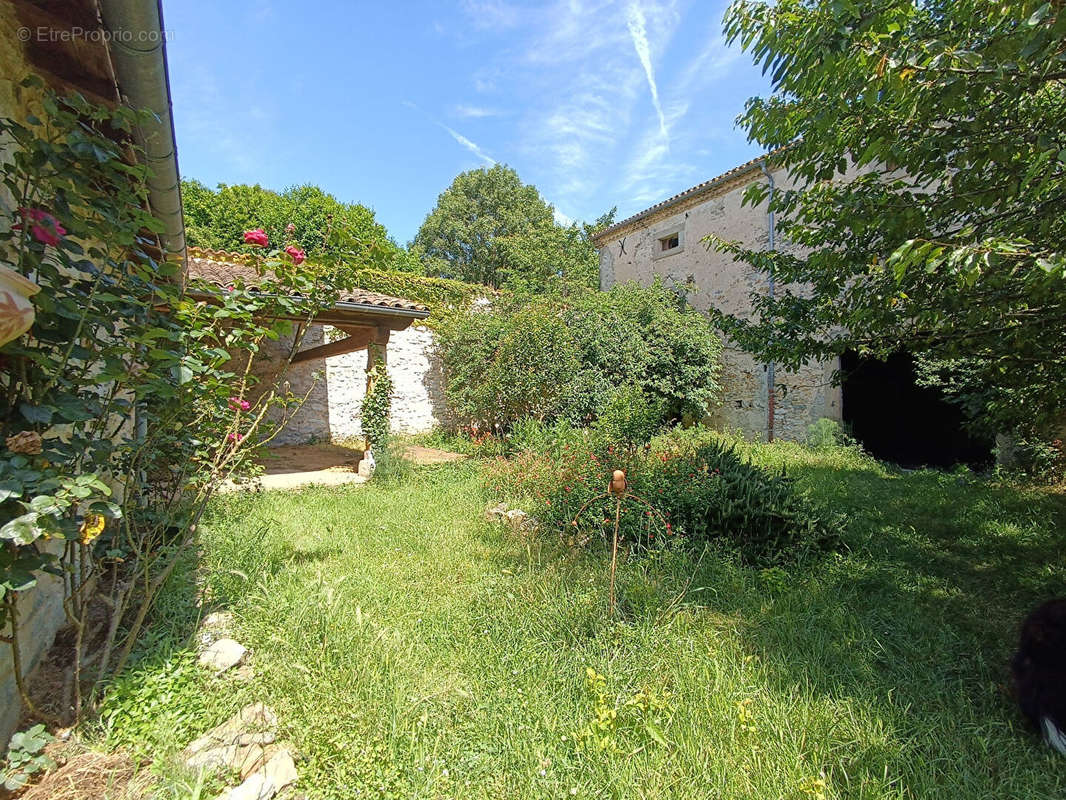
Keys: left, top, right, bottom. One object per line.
{"left": 185, "top": 247, "right": 429, "bottom": 315}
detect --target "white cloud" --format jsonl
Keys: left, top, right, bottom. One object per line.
{"left": 453, "top": 104, "right": 502, "bottom": 118}
{"left": 441, "top": 125, "right": 497, "bottom": 165}
{"left": 626, "top": 2, "right": 668, "bottom": 139}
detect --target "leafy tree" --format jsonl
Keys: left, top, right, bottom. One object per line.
{"left": 710, "top": 0, "right": 1066, "bottom": 430}
{"left": 181, "top": 180, "right": 419, "bottom": 273}
{"left": 414, "top": 164, "right": 609, "bottom": 290}
{"left": 435, "top": 280, "right": 721, "bottom": 431}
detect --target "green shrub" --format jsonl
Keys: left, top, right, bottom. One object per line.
{"left": 997, "top": 433, "right": 1065, "bottom": 484}
{"left": 592, "top": 386, "right": 667, "bottom": 452}
{"left": 805, "top": 418, "right": 855, "bottom": 450}
{"left": 436, "top": 281, "right": 721, "bottom": 432}
{"left": 485, "top": 427, "right": 842, "bottom": 566}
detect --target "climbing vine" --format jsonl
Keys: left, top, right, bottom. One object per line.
{"left": 0, "top": 81, "right": 346, "bottom": 722}
{"left": 361, "top": 352, "right": 393, "bottom": 452}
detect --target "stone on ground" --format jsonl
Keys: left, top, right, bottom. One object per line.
{"left": 198, "top": 638, "right": 248, "bottom": 673}
{"left": 183, "top": 703, "right": 278, "bottom": 776}
{"left": 215, "top": 749, "right": 298, "bottom": 800}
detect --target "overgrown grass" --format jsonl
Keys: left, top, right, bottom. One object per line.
{"left": 98, "top": 443, "right": 1066, "bottom": 799}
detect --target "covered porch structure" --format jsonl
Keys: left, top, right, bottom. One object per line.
{"left": 184, "top": 247, "right": 430, "bottom": 449}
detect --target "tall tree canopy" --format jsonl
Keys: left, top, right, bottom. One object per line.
{"left": 413, "top": 164, "right": 611, "bottom": 291}
{"left": 711, "top": 0, "right": 1065, "bottom": 430}
{"left": 182, "top": 180, "right": 421, "bottom": 272}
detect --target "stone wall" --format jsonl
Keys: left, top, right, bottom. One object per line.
{"left": 246, "top": 324, "right": 331, "bottom": 447}
{"left": 256, "top": 324, "right": 451, "bottom": 447}
{"left": 0, "top": 6, "right": 67, "bottom": 747}
{"left": 597, "top": 163, "right": 841, "bottom": 442}
{"left": 324, "top": 325, "right": 449, "bottom": 442}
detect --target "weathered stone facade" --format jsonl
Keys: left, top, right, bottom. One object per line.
{"left": 256, "top": 324, "right": 450, "bottom": 447}
{"left": 596, "top": 161, "right": 841, "bottom": 442}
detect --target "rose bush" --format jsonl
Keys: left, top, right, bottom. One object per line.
{"left": 0, "top": 84, "right": 351, "bottom": 722}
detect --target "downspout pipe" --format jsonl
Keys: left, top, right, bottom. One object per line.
{"left": 98, "top": 0, "right": 186, "bottom": 262}
{"left": 760, "top": 160, "right": 776, "bottom": 442}
{"left": 97, "top": 0, "right": 186, "bottom": 484}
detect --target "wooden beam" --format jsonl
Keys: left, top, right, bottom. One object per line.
{"left": 291, "top": 327, "right": 375, "bottom": 364}
{"left": 15, "top": 0, "right": 120, "bottom": 105}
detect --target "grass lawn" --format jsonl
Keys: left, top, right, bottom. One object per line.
{"left": 97, "top": 442, "right": 1066, "bottom": 799}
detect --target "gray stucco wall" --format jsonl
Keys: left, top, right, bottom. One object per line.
{"left": 597, "top": 165, "right": 841, "bottom": 442}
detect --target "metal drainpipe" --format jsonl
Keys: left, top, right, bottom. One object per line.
{"left": 97, "top": 0, "right": 187, "bottom": 487}
{"left": 98, "top": 0, "right": 186, "bottom": 261}
{"left": 760, "top": 161, "right": 776, "bottom": 442}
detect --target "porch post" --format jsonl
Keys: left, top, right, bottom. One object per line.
{"left": 363, "top": 326, "right": 391, "bottom": 452}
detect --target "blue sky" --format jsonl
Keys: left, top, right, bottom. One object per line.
{"left": 164, "top": 0, "right": 772, "bottom": 245}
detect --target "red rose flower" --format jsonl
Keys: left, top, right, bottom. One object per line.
{"left": 243, "top": 228, "right": 269, "bottom": 247}
{"left": 14, "top": 207, "right": 66, "bottom": 247}
{"left": 285, "top": 245, "right": 306, "bottom": 265}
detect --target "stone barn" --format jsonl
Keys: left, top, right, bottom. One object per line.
{"left": 593, "top": 154, "right": 841, "bottom": 443}
{"left": 594, "top": 155, "right": 993, "bottom": 465}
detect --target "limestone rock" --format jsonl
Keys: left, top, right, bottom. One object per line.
{"left": 504, "top": 508, "right": 538, "bottom": 533}
{"left": 485, "top": 502, "right": 508, "bottom": 520}
{"left": 184, "top": 703, "right": 278, "bottom": 776}
{"left": 216, "top": 749, "right": 298, "bottom": 800}
{"left": 199, "top": 638, "right": 248, "bottom": 673}
{"left": 198, "top": 611, "right": 235, "bottom": 648}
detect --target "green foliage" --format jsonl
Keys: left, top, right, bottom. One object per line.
{"left": 182, "top": 179, "right": 415, "bottom": 273}
{"left": 997, "top": 434, "right": 1066, "bottom": 485}
{"left": 346, "top": 267, "right": 488, "bottom": 322}
{"left": 361, "top": 355, "right": 393, "bottom": 452}
{"left": 97, "top": 651, "right": 224, "bottom": 755}
{"left": 124, "top": 451, "right": 1066, "bottom": 798}
{"left": 805, "top": 418, "right": 855, "bottom": 451}
{"left": 576, "top": 666, "right": 672, "bottom": 754}
{"left": 485, "top": 427, "right": 843, "bottom": 566}
{"left": 0, "top": 87, "right": 346, "bottom": 708}
{"left": 1, "top": 724, "right": 55, "bottom": 791}
{"left": 711, "top": 0, "right": 1066, "bottom": 430}
{"left": 592, "top": 386, "right": 667, "bottom": 453}
{"left": 435, "top": 281, "right": 721, "bottom": 432}
{"left": 413, "top": 165, "right": 612, "bottom": 291}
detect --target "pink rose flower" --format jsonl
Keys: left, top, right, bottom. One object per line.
{"left": 228, "top": 396, "right": 251, "bottom": 412}
{"left": 227, "top": 432, "right": 244, "bottom": 442}
{"left": 243, "top": 228, "right": 269, "bottom": 247}
{"left": 14, "top": 207, "right": 66, "bottom": 247}
{"left": 285, "top": 245, "right": 306, "bottom": 265}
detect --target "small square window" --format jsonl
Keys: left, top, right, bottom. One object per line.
{"left": 660, "top": 234, "right": 679, "bottom": 251}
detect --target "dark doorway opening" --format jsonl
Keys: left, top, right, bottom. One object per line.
{"left": 840, "top": 350, "right": 993, "bottom": 469}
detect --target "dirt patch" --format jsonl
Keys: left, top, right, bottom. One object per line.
{"left": 257, "top": 443, "right": 363, "bottom": 474}
{"left": 19, "top": 751, "right": 142, "bottom": 800}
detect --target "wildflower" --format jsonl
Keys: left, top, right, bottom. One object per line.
{"left": 228, "top": 396, "right": 251, "bottom": 412}
{"left": 243, "top": 228, "right": 269, "bottom": 247}
{"left": 227, "top": 432, "right": 244, "bottom": 442}
{"left": 6, "top": 430, "right": 42, "bottom": 455}
{"left": 285, "top": 222, "right": 296, "bottom": 234}
{"left": 14, "top": 207, "right": 66, "bottom": 246}
{"left": 285, "top": 244, "right": 306, "bottom": 265}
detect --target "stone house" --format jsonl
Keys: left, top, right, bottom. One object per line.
{"left": 593, "top": 153, "right": 841, "bottom": 443}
